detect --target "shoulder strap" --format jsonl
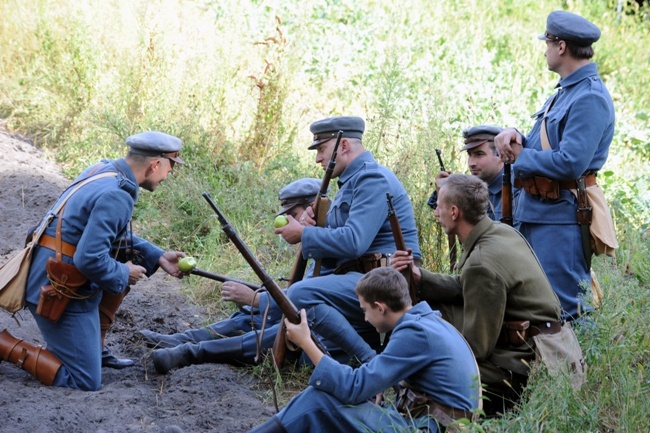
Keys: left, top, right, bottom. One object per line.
{"left": 539, "top": 91, "right": 559, "bottom": 151}
{"left": 31, "top": 172, "right": 118, "bottom": 249}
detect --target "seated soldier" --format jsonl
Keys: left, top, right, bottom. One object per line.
{"left": 249, "top": 267, "right": 481, "bottom": 433}
{"left": 139, "top": 178, "right": 322, "bottom": 348}
{"left": 391, "top": 174, "right": 572, "bottom": 416}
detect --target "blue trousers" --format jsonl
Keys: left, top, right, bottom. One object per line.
{"left": 519, "top": 222, "right": 592, "bottom": 320}
{"left": 28, "top": 303, "right": 102, "bottom": 391}
{"left": 288, "top": 272, "right": 380, "bottom": 351}
{"left": 276, "top": 387, "right": 437, "bottom": 432}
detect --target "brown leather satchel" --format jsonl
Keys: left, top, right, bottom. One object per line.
{"left": 36, "top": 257, "right": 88, "bottom": 322}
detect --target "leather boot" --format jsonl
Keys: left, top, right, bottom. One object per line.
{"left": 0, "top": 329, "right": 62, "bottom": 386}
{"left": 99, "top": 288, "right": 135, "bottom": 369}
{"left": 248, "top": 416, "right": 287, "bottom": 433}
{"left": 153, "top": 335, "right": 244, "bottom": 374}
{"left": 140, "top": 319, "right": 245, "bottom": 349}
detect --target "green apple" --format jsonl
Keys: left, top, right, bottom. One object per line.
{"left": 273, "top": 215, "right": 289, "bottom": 228}
{"left": 178, "top": 256, "right": 197, "bottom": 272}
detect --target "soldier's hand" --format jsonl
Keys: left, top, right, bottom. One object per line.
{"left": 494, "top": 128, "right": 522, "bottom": 163}
{"left": 158, "top": 251, "right": 186, "bottom": 278}
{"left": 274, "top": 215, "right": 304, "bottom": 244}
{"left": 434, "top": 171, "right": 451, "bottom": 190}
{"left": 390, "top": 249, "right": 422, "bottom": 282}
{"left": 284, "top": 309, "right": 311, "bottom": 349}
{"left": 127, "top": 262, "right": 147, "bottom": 285}
{"left": 299, "top": 206, "right": 316, "bottom": 226}
{"left": 221, "top": 282, "right": 258, "bottom": 307}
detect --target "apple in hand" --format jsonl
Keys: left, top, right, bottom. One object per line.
{"left": 178, "top": 256, "right": 197, "bottom": 272}
{"left": 273, "top": 215, "right": 289, "bottom": 228}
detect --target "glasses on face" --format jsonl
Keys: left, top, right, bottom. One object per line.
{"left": 159, "top": 151, "right": 182, "bottom": 169}
{"left": 161, "top": 156, "right": 175, "bottom": 169}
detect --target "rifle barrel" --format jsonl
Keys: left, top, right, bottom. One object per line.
{"left": 190, "top": 268, "right": 262, "bottom": 291}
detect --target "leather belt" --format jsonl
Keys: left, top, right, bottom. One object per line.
{"left": 39, "top": 234, "right": 77, "bottom": 258}
{"left": 396, "top": 381, "right": 478, "bottom": 427}
{"left": 557, "top": 174, "right": 597, "bottom": 190}
{"left": 514, "top": 174, "right": 596, "bottom": 190}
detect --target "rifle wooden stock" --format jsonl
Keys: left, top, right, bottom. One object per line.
{"left": 190, "top": 268, "right": 262, "bottom": 291}
{"left": 500, "top": 163, "right": 513, "bottom": 226}
{"left": 272, "top": 131, "right": 343, "bottom": 367}
{"left": 435, "top": 149, "right": 457, "bottom": 272}
{"left": 201, "top": 192, "right": 328, "bottom": 359}
{"left": 386, "top": 194, "right": 419, "bottom": 304}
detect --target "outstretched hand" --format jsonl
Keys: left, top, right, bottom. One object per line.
{"left": 158, "top": 251, "right": 186, "bottom": 278}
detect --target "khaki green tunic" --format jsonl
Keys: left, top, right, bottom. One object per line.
{"left": 419, "top": 217, "right": 561, "bottom": 384}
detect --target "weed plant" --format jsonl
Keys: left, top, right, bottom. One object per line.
{"left": 1, "top": 0, "right": 648, "bottom": 430}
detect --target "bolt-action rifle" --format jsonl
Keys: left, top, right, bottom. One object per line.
{"left": 435, "top": 149, "right": 458, "bottom": 272}
{"left": 386, "top": 193, "right": 418, "bottom": 304}
{"left": 272, "top": 130, "right": 343, "bottom": 367}
{"left": 201, "top": 192, "right": 329, "bottom": 360}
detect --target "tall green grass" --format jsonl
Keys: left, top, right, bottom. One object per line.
{"left": 1, "top": 0, "right": 648, "bottom": 429}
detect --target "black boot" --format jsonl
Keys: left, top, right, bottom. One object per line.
{"left": 139, "top": 329, "right": 197, "bottom": 349}
{"left": 101, "top": 347, "right": 135, "bottom": 369}
{"left": 248, "top": 416, "right": 287, "bottom": 433}
{"left": 153, "top": 336, "right": 244, "bottom": 374}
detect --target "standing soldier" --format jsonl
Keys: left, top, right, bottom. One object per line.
{"left": 494, "top": 11, "right": 616, "bottom": 322}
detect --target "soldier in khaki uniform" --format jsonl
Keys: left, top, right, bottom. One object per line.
{"left": 391, "top": 174, "right": 563, "bottom": 416}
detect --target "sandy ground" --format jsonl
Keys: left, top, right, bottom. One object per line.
{"left": 0, "top": 128, "right": 274, "bottom": 433}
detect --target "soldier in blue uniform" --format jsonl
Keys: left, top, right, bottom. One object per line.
{"left": 249, "top": 267, "right": 480, "bottom": 433}
{"left": 0, "top": 131, "right": 186, "bottom": 390}
{"left": 277, "top": 115, "right": 421, "bottom": 362}
{"left": 494, "top": 10, "right": 615, "bottom": 321}
{"left": 151, "top": 116, "right": 421, "bottom": 373}
{"left": 429, "top": 125, "right": 506, "bottom": 221}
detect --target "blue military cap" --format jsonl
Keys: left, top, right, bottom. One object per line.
{"left": 308, "top": 116, "right": 365, "bottom": 150}
{"left": 461, "top": 125, "right": 504, "bottom": 151}
{"left": 538, "top": 11, "right": 601, "bottom": 46}
{"left": 277, "top": 178, "right": 322, "bottom": 216}
{"left": 126, "top": 131, "right": 185, "bottom": 164}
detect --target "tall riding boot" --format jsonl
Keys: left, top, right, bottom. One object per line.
{"left": 153, "top": 335, "right": 244, "bottom": 374}
{"left": 248, "top": 416, "right": 288, "bottom": 433}
{"left": 99, "top": 288, "right": 135, "bottom": 369}
{"left": 0, "top": 329, "right": 63, "bottom": 386}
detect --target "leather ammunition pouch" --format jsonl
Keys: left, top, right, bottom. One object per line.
{"left": 333, "top": 253, "right": 389, "bottom": 275}
{"left": 514, "top": 174, "right": 596, "bottom": 200}
{"left": 36, "top": 257, "right": 90, "bottom": 323}
{"left": 499, "top": 320, "right": 563, "bottom": 347}
{"left": 395, "top": 383, "right": 476, "bottom": 429}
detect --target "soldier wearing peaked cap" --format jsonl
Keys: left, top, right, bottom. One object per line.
{"left": 429, "top": 125, "right": 509, "bottom": 221}
{"left": 495, "top": 10, "right": 616, "bottom": 322}
{"left": 272, "top": 115, "right": 422, "bottom": 364}
{"left": 277, "top": 178, "right": 322, "bottom": 217}
{"left": 1, "top": 131, "right": 187, "bottom": 390}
